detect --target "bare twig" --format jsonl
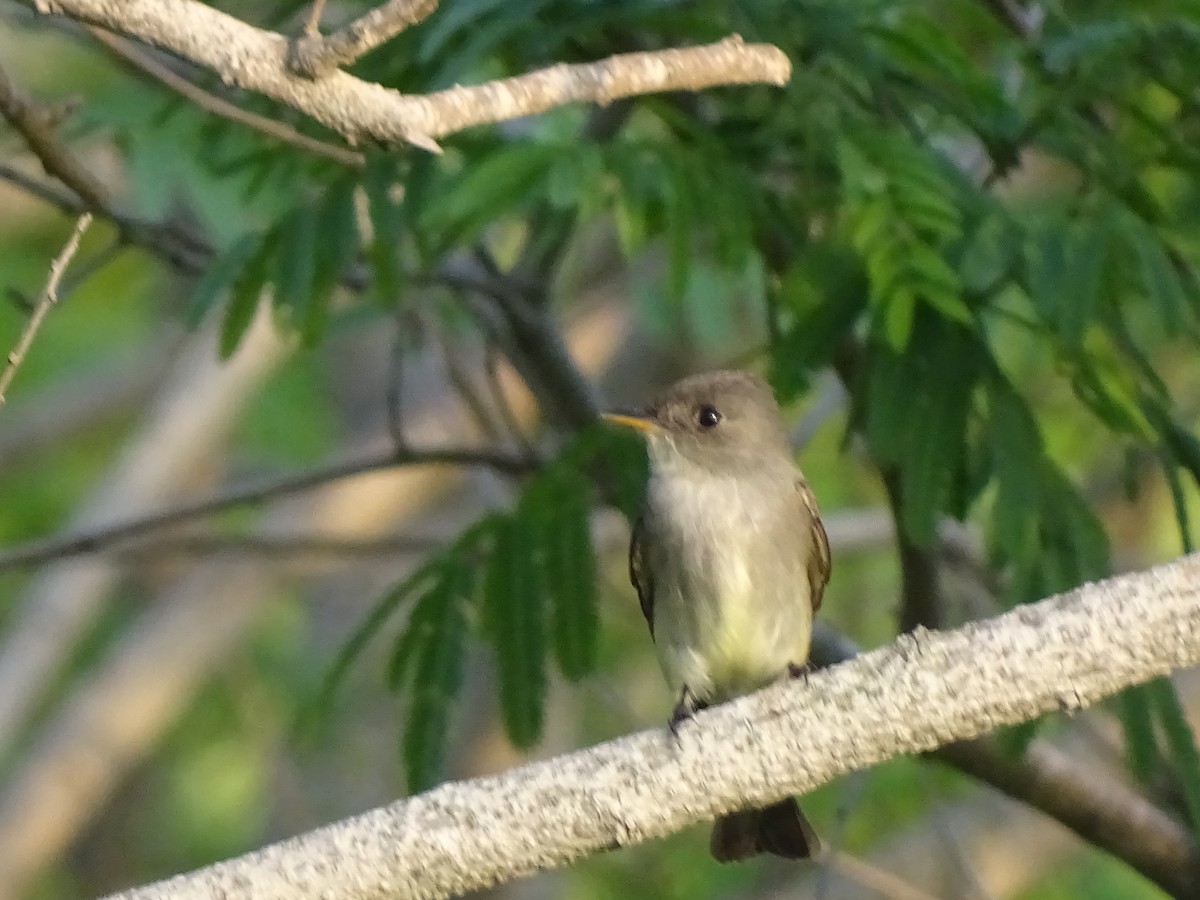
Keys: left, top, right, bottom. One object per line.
{"left": 85, "top": 25, "right": 365, "bottom": 168}
{"left": 0, "top": 61, "right": 110, "bottom": 210}
{"left": 0, "top": 162, "right": 212, "bottom": 275}
{"left": 0, "top": 445, "right": 533, "bottom": 571}
{"left": 110, "top": 530, "right": 445, "bottom": 561}
{"left": 937, "top": 739, "right": 1198, "bottom": 897}
{"left": 22, "top": 0, "right": 790, "bottom": 150}
{"left": 102, "top": 554, "right": 1200, "bottom": 900}
{"left": 0, "top": 213, "right": 92, "bottom": 404}
{"left": 302, "top": 0, "right": 328, "bottom": 37}
{"left": 288, "top": 0, "right": 439, "bottom": 79}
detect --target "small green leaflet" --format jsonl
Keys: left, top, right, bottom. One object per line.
{"left": 403, "top": 565, "right": 471, "bottom": 792}
{"left": 536, "top": 469, "right": 599, "bottom": 681}
{"left": 484, "top": 516, "right": 546, "bottom": 748}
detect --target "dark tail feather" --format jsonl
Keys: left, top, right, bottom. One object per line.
{"left": 710, "top": 798, "right": 819, "bottom": 863}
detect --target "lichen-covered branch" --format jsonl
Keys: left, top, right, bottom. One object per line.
{"left": 288, "top": 0, "right": 440, "bottom": 78}
{"left": 105, "top": 553, "right": 1200, "bottom": 900}
{"left": 26, "top": 0, "right": 789, "bottom": 149}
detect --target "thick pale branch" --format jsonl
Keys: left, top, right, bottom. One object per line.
{"left": 85, "top": 26, "right": 366, "bottom": 167}
{"left": 25, "top": 0, "right": 789, "bottom": 147}
{"left": 288, "top": 0, "right": 439, "bottom": 78}
{"left": 106, "top": 553, "right": 1200, "bottom": 900}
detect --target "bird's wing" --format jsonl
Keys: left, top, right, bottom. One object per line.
{"left": 629, "top": 514, "right": 656, "bottom": 640}
{"left": 797, "top": 477, "right": 831, "bottom": 612}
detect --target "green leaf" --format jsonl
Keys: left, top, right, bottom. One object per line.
{"left": 304, "top": 558, "right": 442, "bottom": 734}
{"left": 1128, "top": 224, "right": 1189, "bottom": 334}
{"left": 310, "top": 178, "right": 360, "bottom": 334}
{"left": 484, "top": 516, "right": 545, "bottom": 748}
{"left": 987, "top": 377, "right": 1043, "bottom": 578}
{"left": 404, "top": 563, "right": 470, "bottom": 791}
{"left": 274, "top": 204, "right": 318, "bottom": 330}
{"left": 426, "top": 142, "right": 559, "bottom": 247}
{"left": 995, "top": 717, "right": 1043, "bottom": 759}
{"left": 771, "top": 244, "right": 869, "bottom": 402}
{"left": 882, "top": 287, "right": 918, "bottom": 350}
{"left": 385, "top": 572, "right": 449, "bottom": 691}
{"left": 1162, "top": 453, "right": 1195, "bottom": 554}
{"left": 536, "top": 470, "right": 598, "bottom": 681}
{"left": 898, "top": 318, "right": 980, "bottom": 542}
{"left": 1149, "top": 678, "right": 1200, "bottom": 840}
{"left": 186, "top": 231, "right": 259, "bottom": 328}
{"left": 1163, "top": 416, "right": 1200, "bottom": 490}
{"left": 219, "top": 231, "right": 275, "bottom": 358}
{"left": 1117, "top": 685, "right": 1161, "bottom": 784}
{"left": 1059, "top": 218, "right": 1107, "bottom": 346}
{"left": 366, "top": 158, "right": 405, "bottom": 308}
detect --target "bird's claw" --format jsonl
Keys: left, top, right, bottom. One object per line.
{"left": 668, "top": 686, "right": 705, "bottom": 742}
{"left": 787, "top": 661, "right": 814, "bottom": 684}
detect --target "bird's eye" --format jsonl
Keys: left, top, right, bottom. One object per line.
{"left": 697, "top": 405, "right": 722, "bottom": 429}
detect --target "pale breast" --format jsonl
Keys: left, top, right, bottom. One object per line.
{"left": 646, "top": 471, "right": 814, "bottom": 701}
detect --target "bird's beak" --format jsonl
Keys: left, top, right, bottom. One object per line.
{"left": 602, "top": 411, "right": 659, "bottom": 433}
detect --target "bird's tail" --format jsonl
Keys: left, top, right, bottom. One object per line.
{"left": 709, "top": 797, "right": 820, "bottom": 863}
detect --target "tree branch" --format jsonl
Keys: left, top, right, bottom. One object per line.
{"left": 23, "top": 0, "right": 790, "bottom": 149}
{"left": 0, "top": 445, "right": 534, "bottom": 571}
{"left": 101, "top": 553, "right": 1200, "bottom": 900}
{"left": 85, "top": 25, "right": 366, "bottom": 168}
{"left": 937, "top": 739, "right": 1199, "bottom": 897}
{"left": 287, "top": 0, "right": 439, "bottom": 79}
{"left": 0, "top": 61, "right": 111, "bottom": 210}
{"left": 0, "top": 213, "right": 92, "bottom": 404}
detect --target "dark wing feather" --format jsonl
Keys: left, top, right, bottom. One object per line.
{"left": 797, "top": 478, "right": 831, "bottom": 612}
{"left": 629, "top": 515, "right": 656, "bottom": 639}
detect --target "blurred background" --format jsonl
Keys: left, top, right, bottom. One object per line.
{"left": 2, "top": 0, "right": 1200, "bottom": 898}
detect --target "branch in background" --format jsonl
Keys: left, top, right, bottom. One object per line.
{"left": 0, "top": 62, "right": 110, "bottom": 210}
{"left": 85, "top": 25, "right": 365, "bottom": 168}
{"left": 0, "top": 213, "right": 92, "bottom": 404}
{"left": 288, "top": 0, "right": 439, "bottom": 79}
{"left": 103, "top": 554, "right": 1200, "bottom": 900}
{"left": 23, "top": 0, "right": 790, "bottom": 149}
{"left": 0, "top": 444, "right": 534, "bottom": 571}
{"left": 937, "top": 739, "right": 1199, "bottom": 898}
{"left": 0, "top": 162, "right": 212, "bottom": 275}
{"left": 110, "top": 531, "right": 445, "bottom": 561}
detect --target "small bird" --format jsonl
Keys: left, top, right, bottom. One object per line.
{"left": 604, "top": 369, "right": 830, "bottom": 863}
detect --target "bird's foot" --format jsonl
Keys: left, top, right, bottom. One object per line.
{"left": 787, "top": 661, "right": 814, "bottom": 684}
{"left": 668, "top": 686, "right": 706, "bottom": 742}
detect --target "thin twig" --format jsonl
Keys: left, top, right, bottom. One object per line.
{"left": 288, "top": 0, "right": 439, "bottom": 79}
{"left": 0, "top": 445, "right": 534, "bottom": 571}
{"left": 85, "top": 25, "right": 364, "bottom": 168}
{"left": 110, "top": 531, "right": 445, "bottom": 561}
{"left": 303, "top": 0, "right": 328, "bottom": 37}
{"left": 0, "top": 213, "right": 92, "bottom": 404}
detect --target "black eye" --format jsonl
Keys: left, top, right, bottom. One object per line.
{"left": 697, "top": 405, "right": 722, "bottom": 429}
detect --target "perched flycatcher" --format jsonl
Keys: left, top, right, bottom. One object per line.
{"left": 604, "top": 369, "right": 830, "bottom": 863}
